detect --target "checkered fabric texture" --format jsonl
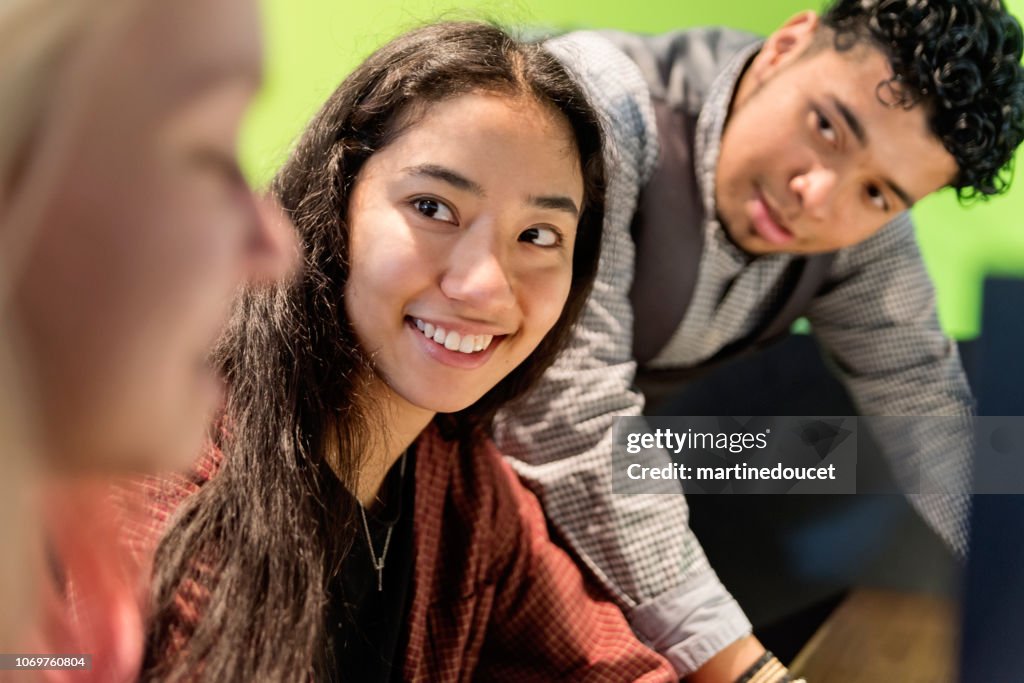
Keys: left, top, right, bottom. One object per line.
{"left": 403, "top": 427, "right": 675, "bottom": 681}
{"left": 121, "top": 425, "right": 676, "bottom": 681}
{"left": 495, "top": 29, "right": 973, "bottom": 676}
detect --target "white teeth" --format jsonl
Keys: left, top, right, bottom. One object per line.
{"left": 412, "top": 318, "right": 496, "bottom": 355}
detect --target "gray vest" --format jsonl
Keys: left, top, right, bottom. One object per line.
{"left": 601, "top": 28, "right": 836, "bottom": 378}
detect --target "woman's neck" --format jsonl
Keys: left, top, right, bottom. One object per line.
{"left": 351, "top": 381, "right": 434, "bottom": 508}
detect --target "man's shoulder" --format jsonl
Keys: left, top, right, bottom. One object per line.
{"left": 590, "top": 27, "right": 761, "bottom": 106}
{"left": 545, "top": 31, "right": 651, "bottom": 106}
{"left": 830, "top": 211, "right": 921, "bottom": 272}
{"left": 546, "top": 31, "right": 661, "bottom": 186}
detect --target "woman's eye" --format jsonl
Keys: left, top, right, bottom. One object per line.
{"left": 190, "top": 149, "right": 252, "bottom": 207}
{"left": 193, "top": 149, "right": 247, "bottom": 189}
{"left": 866, "top": 184, "right": 889, "bottom": 211}
{"left": 519, "top": 225, "right": 562, "bottom": 248}
{"left": 412, "top": 197, "right": 456, "bottom": 224}
{"left": 816, "top": 111, "right": 837, "bottom": 144}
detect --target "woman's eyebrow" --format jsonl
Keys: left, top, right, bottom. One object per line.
{"left": 403, "top": 164, "right": 485, "bottom": 195}
{"left": 529, "top": 194, "right": 579, "bottom": 218}
{"left": 403, "top": 163, "right": 579, "bottom": 216}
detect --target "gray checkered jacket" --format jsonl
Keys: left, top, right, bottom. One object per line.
{"left": 495, "top": 28, "right": 973, "bottom": 676}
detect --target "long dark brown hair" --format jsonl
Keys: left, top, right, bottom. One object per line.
{"left": 143, "top": 21, "right": 605, "bottom": 682}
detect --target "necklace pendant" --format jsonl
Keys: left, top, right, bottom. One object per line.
{"left": 359, "top": 449, "right": 408, "bottom": 595}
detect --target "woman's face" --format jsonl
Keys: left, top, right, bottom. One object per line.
{"left": 12, "top": 0, "right": 296, "bottom": 471}
{"left": 345, "top": 92, "right": 584, "bottom": 417}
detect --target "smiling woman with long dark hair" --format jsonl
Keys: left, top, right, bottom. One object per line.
{"left": 137, "top": 21, "right": 674, "bottom": 682}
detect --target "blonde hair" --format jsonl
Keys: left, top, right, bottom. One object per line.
{"left": 1, "top": 0, "right": 83, "bottom": 286}
{"left": 0, "top": 0, "right": 134, "bottom": 649}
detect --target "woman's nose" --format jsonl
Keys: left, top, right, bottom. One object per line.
{"left": 439, "top": 226, "right": 515, "bottom": 313}
{"left": 245, "top": 195, "right": 301, "bottom": 284}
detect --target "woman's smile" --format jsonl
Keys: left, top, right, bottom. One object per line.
{"left": 406, "top": 317, "right": 505, "bottom": 370}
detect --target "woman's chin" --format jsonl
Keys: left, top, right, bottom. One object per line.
{"left": 396, "top": 385, "right": 489, "bottom": 417}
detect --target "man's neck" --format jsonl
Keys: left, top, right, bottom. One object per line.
{"left": 713, "top": 47, "right": 764, "bottom": 257}
{"left": 728, "top": 52, "right": 761, "bottom": 120}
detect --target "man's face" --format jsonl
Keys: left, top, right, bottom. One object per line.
{"left": 715, "top": 12, "right": 959, "bottom": 255}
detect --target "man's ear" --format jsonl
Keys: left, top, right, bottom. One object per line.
{"left": 745, "top": 11, "right": 821, "bottom": 85}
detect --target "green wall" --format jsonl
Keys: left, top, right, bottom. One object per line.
{"left": 245, "top": 0, "right": 1024, "bottom": 339}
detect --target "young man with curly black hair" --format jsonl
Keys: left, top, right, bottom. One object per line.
{"left": 495, "top": 1, "right": 1024, "bottom": 680}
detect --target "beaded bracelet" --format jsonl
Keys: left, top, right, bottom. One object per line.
{"left": 734, "top": 650, "right": 806, "bottom": 683}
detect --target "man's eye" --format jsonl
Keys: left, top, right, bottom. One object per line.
{"left": 816, "top": 111, "right": 837, "bottom": 144}
{"left": 412, "top": 197, "right": 456, "bottom": 224}
{"left": 866, "top": 184, "right": 889, "bottom": 211}
{"left": 519, "top": 225, "right": 562, "bottom": 247}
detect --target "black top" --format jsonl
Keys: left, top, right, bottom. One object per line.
{"left": 326, "top": 449, "right": 416, "bottom": 683}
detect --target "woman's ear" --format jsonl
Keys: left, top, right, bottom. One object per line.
{"left": 745, "top": 11, "right": 821, "bottom": 86}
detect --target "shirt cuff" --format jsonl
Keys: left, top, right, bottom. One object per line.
{"left": 627, "top": 572, "right": 753, "bottom": 677}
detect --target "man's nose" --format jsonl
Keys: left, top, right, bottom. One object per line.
{"left": 439, "top": 226, "right": 515, "bottom": 314}
{"left": 789, "top": 165, "right": 838, "bottom": 219}
{"left": 245, "top": 195, "right": 301, "bottom": 284}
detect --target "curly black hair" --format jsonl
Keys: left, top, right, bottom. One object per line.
{"left": 821, "top": 0, "right": 1024, "bottom": 199}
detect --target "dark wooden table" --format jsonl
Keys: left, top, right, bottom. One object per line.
{"left": 789, "top": 588, "right": 958, "bottom": 682}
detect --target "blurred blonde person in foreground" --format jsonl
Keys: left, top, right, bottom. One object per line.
{"left": 0, "top": 0, "right": 296, "bottom": 677}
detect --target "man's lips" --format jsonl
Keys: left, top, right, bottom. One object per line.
{"left": 748, "top": 192, "right": 795, "bottom": 245}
